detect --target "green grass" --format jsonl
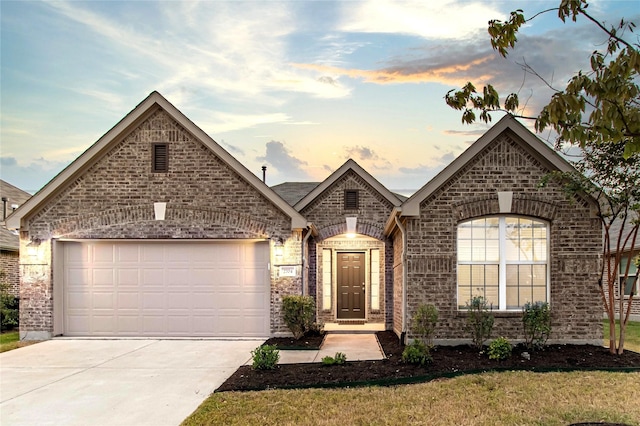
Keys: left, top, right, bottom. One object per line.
{"left": 0, "top": 330, "right": 20, "bottom": 352}
{"left": 0, "top": 330, "right": 41, "bottom": 353}
{"left": 182, "top": 371, "right": 640, "bottom": 426}
{"left": 603, "top": 320, "right": 640, "bottom": 353}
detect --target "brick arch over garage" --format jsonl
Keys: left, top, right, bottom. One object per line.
{"left": 452, "top": 193, "right": 560, "bottom": 223}
{"left": 44, "top": 206, "right": 272, "bottom": 239}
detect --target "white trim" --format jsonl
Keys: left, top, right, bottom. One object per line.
{"left": 294, "top": 159, "right": 402, "bottom": 211}
{"left": 6, "top": 91, "right": 307, "bottom": 231}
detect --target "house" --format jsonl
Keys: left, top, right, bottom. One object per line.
{"left": 7, "top": 91, "right": 603, "bottom": 344}
{"left": 606, "top": 217, "right": 639, "bottom": 321}
{"left": 1, "top": 180, "right": 32, "bottom": 297}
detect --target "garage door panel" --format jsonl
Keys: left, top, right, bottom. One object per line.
{"left": 93, "top": 244, "right": 115, "bottom": 263}
{"left": 63, "top": 240, "right": 269, "bottom": 337}
{"left": 92, "top": 292, "right": 114, "bottom": 309}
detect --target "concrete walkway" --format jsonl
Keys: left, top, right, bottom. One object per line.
{"left": 276, "top": 333, "right": 385, "bottom": 364}
{"left": 1, "top": 339, "right": 261, "bottom": 426}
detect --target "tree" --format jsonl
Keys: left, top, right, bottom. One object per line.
{"left": 539, "top": 141, "right": 639, "bottom": 355}
{"left": 445, "top": 0, "right": 640, "bottom": 158}
{"left": 445, "top": 0, "right": 640, "bottom": 354}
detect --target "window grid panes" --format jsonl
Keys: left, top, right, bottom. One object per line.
{"left": 619, "top": 256, "right": 638, "bottom": 296}
{"left": 458, "top": 216, "right": 549, "bottom": 310}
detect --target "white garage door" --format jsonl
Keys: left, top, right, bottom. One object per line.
{"left": 61, "top": 240, "right": 270, "bottom": 337}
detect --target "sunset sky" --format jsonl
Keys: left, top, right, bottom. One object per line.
{"left": 1, "top": 0, "right": 637, "bottom": 195}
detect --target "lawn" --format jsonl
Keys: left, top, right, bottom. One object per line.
{"left": 604, "top": 319, "right": 640, "bottom": 353}
{"left": 0, "top": 330, "right": 40, "bottom": 353}
{"left": 182, "top": 371, "right": 640, "bottom": 426}
{"left": 183, "top": 321, "right": 640, "bottom": 426}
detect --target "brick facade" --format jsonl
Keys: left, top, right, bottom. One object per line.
{"left": 13, "top": 94, "right": 604, "bottom": 343}
{"left": 1, "top": 249, "right": 20, "bottom": 296}
{"left": 397, "top": 131, "right": 603, "bottom": 344}
{"left": 19, "top": 108, "right": 301, "bottom": 338}
{"left": 300, "top": 170, "right": 397, "bottom": 328}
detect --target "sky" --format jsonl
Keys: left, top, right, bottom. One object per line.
{"left": 1, "top": 0, "right": 638, "bottom": 195}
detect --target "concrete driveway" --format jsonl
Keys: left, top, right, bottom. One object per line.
{"left": 0, "top": 338, "right": 261, "bottom": 426}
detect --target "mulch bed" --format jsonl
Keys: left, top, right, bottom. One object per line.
{"left": 216, "top": 331, "right": 640, "bottom": 392}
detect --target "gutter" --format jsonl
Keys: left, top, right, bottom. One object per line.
{"left": 394, "top": 215, "right": 408, "bottom": 343}
{"left": 301, "top": 222, "right": 317, "bottom": 296}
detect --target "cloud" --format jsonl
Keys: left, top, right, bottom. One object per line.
{"left": 43, "top": 1, "right": 349, "bottom": 106}
{"left": 345, "top": 145, "right": 379, "bottom": 161}
{"left": 337, "top": 0, "right": 504, "bottom": 39}
{"left": 0, "top": 156, "right": 71, "bottom": 194}
{"left": 257, "top": 141, "right": 311, "bottom": 180}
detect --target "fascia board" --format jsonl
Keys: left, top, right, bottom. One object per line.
{"left": 295, "top": 159, "right": 402, "bottom": 211}
{"left": 400, "top": 115, "right": 577, "bottom": 218}
{"left": 7, "top": 92, "right": 308, "bottom": 231}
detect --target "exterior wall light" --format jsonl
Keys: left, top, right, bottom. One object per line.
{"left": 27, "top": 237, "right": 41, "bottom": 257}
{"left": 346, "top": 216, "right": 357, "bottom": 238}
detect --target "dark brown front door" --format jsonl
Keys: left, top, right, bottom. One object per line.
{"left": 337, "top": 252, "right": 365, "bottom": 319}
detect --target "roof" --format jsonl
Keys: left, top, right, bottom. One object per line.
{"left": 608, "top": 212, "right": 640, "bottom": 253}
{"left": 6, "top": 92, "right": 308, "bottom": 231}
{"left": 399, "top": 115, "right": 577, "bottom": 217}
{"left": 294, "top": 159, "right": 403, "bottom": 211}
{"left": 271, "top": 182, "right": 320, "bottom": 206}
{"left": 1, "top": 180, "right": 32, "bottom": 251}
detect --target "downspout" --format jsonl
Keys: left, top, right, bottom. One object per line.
{"left": 301, "top": 223, "right": 313, "bottom": 296}
{"left": 395, "top": 215, "right": 408, "bottom": 343}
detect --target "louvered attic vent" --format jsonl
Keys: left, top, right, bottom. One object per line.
{"left": 152, "top": 143, "right": 168, "bottom": 172}
{"left": 344, "top": 190, "right": 359, "bottom": 210}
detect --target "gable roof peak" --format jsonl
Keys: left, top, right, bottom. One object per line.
{"left": 6, "top": 91, "right": 307, "bottom": 230}
{"left": 400, "top": 114, "right": 576, "bottom": 217}
{"left": 294, "top": 158, "right": 402, "bottom": 210}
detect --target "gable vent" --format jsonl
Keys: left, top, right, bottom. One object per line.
{"left": 344, "top": 190, "right": 359, "bottom": 210}
{"left": 153, "top": 143, "right": 168, "bottom": 172}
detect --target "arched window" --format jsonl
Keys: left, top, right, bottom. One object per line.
{"left": 457, "top": 216, "right": 549, "bottom": 311}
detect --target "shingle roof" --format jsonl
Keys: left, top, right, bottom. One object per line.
{"left": 1, "top": 180, "right": 31, "bottom": 251}
{"left": 608, "top": 212, "right": 640, "bottom": 253}
{"left": 271, "top": 182, "right": 320, "bottom": 206}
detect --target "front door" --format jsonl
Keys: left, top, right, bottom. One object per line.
{"left": 337, "top": 252, "right": 365, "bottom": 319}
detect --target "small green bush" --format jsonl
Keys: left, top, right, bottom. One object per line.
{"left": 522, "top": 301, "right": 551, "bottom": 350}
{"left": 282, "top": 295, "right": 315, "bottom": 339}
{"left": 465, "top": 296, "right": 494, "bottom": 350}
{"left": 411, "top": 303, "right": 438, "bottom": 347}
{"left": 251, "top": 344, "right": 280, "bottom": 370}
{"left": 322, "top": 352, "right": 347, "bottom": 366}
{"left": 401, "top": 340, "right": 432, "bottom": 366}
{"left": 0, "top": 276, "right": 19, "bottom": 331}
{"left": 488, "top": 337, "right": 512, "bottom": 360}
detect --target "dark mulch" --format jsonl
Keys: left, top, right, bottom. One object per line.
{"left": 263, "top": 333, "right": 325, "bottom": 350}
{"left": 216, "top": 331, "right": 640, "bottom": 392}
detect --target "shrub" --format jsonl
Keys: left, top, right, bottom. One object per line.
{"left": 322, "top": 352, "right": 347, "bottom": 366}
{"left": 488, "top": 337, "right": 512, "bottom": 360}
{"left": 411, "top": 303, "right": 438, "bottom": 347}
{"left": 465, "top": 296, "right": 494, "bottom": 350}
{"left": 282, "top": 295, "right": 315, "bottom": 339}
{"left": 522, "top": 301, "right": 551, "bottom": 350}
{"left": 401, "top": 340, "right": 432, "bottom": 366}
{"left": 0, "top": 276, "right": 19, "bottom": 331}
{"left": 251, "top": 344, "right": 280, "bottom": 370}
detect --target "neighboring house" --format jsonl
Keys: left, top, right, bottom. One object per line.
{"left": 1, "top": 180, "right": 32, "bottom": 297}
{"left": 606, "top": 216, "right": 639, "bottom": 321}
{"left": 7, "top": 92, "right": 603, "bottom": 344}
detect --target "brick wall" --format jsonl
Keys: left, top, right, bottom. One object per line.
{"left": 0, "top": 249, "right": 20, "bottom": 296}
{"left": 403, "top": 131, "right": 603, "bottom": 343}
{"left": 20, "top": 109, "right": 300, "bottom": 338}
{"left": 301, "top": 170, "right": 395, "bottom": 325}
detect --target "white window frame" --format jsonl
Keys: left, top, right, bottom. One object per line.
{"left": 370, "top": 249, "right": 380, "bottom": 310}
{"left": 457, "top": 216, "right": 550, "bottom": 311}
{"left": 619, "top": 254, "right": 639, "bottom": 297}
